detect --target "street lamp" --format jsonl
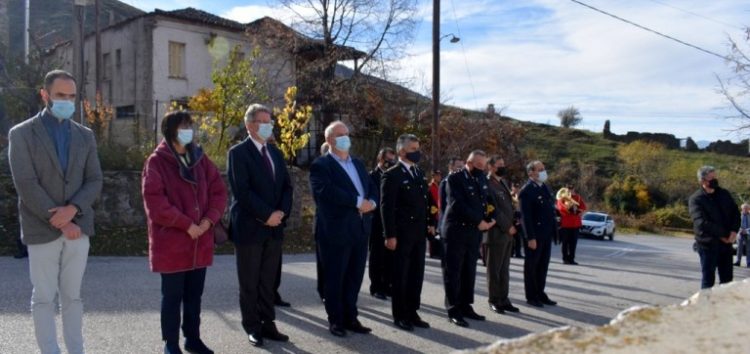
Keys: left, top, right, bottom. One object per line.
{"left": 432, "top": 0, "right": 461, "bottom": 170}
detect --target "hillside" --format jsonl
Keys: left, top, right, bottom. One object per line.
{"left": 2, "top": 0, "right": 144, "bottom": 52}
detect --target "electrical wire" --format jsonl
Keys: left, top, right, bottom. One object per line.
{"left": 568, "top": 0, "right": 729, "bottom": 61}
{"left": 448, "top": 0, "right": 480, "bottom": 110}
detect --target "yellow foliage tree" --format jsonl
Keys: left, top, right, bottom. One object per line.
{"left": 187, "top": 45, "right": 268, "bottom": 160}
{"left": 274, "top": 86, "right": 313, "bottom": 165}
{"left": 82, "top": 92, "right": 113, "bottom": 144}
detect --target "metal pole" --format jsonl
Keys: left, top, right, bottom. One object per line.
{"left": 431, "top": 0, "right": 440, "bottom": 169}
{"left": 95, "top": 0, "right": 101, "bottom": 99}
{"left": 24, "top": 0, "right": 30, "bottom": 64}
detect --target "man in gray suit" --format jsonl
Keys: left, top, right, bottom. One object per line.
{"left": 8, "top": 70, "right": 102, "bottom": 354}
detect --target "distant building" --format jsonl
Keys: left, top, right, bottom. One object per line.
{"left": 48, "top": 7, "right": 364, "bottom": 154}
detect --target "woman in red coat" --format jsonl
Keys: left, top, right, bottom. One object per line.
{"left": 142, "top": 111, "right": 227, "bottom": 354}
{"left": 556, "top": 186, "right": 586, "bottom": 265}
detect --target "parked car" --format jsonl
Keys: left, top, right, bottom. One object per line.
{"left": 580, "top": 212, "right": 615, "bottom": 240}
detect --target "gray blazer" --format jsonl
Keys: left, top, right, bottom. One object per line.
{"left": 8, "top": 112, "right": 103, "bottom": 245}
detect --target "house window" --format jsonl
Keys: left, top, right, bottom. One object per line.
{"left": 103, "top": 52, "right": 111, "bottom": 80}
{"left": 116, "top": 105, "right": 136, "bottom": 119}
{"left": 168, "top": 41, "right": 186, "bottom": 78}
{"left": 115, "top": 49, "right": 121, "bottom": 69}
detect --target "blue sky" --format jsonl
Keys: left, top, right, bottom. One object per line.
{"left": 121, "top": 0, "right": 750, "bottom": 142}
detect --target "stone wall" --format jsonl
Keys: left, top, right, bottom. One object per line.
{"left": 0, "top": 167, "right": 313, "bottom": 240}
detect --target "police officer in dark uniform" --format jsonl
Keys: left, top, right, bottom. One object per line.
{"left": 381, "top": 134, "right": 436, "bottom": 331}
{"left": 438, "top": 158, "right": 465, "bottom": 233}
{"left": 369, "top": 147, "right": 397, "bottom": 300}
{"left": 519, "top": 160, "right": 558, "bottom": 308}
{"left": 441, "top": 150, "right": 496, "bottom": 327}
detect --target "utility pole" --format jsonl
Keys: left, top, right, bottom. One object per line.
{"left": 24, "top": 0, "right": 30, "bottom": 64}
{"left": 73, "top": 0, "right": 88, "bottom": 124}
{"left": 431, "top": 0, "right": 440, "bottom": 170}
{"left": 95, "top": 0, "right": 101, "bottom": 100}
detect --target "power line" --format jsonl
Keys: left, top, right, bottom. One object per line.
{"left": 448, "top": 0, "right": 479, "bottom": 110}
{"left": 641, "top": 0, "right": 744, "bottom": 30}
{"left": 568, "top": 0, "right": 730, "bottom": 61}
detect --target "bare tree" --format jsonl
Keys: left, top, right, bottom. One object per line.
{"left": 718, "top": 27, "right": 750, "bottom": 131}
{"left": 278, "top": 0, "right": 418, "bottom": 125}
{"left": 558, "top": 105, "right": 583, "bottom": 128}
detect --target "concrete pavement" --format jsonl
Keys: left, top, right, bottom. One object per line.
{"left": 1, "top": 234, "right": 748, "bottom": 353}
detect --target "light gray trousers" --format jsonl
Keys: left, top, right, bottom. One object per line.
{"left": 27, "top": 235, "right": 90, "bottom": 354}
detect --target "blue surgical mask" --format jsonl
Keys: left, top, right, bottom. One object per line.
{"left": 50, "top": 100, "right": 75, "bottom": 120}
{"left": 257, "top": 123, "right": 274, "bottom": 141}
{"left": 334, "top": 135, "right": 351, "bottom": 152}
{"left": 538, "top": 170, "right": 548, "bottom": 183}
{"left": 177, "top": 129, "right": 193, "bottom": 146}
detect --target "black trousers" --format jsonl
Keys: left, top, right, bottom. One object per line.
{"left": 368, "top": 231, "right": 393, "bottom": 295}
{"left": 524, "top": 236, "right": 551, "bottom": 302}
{"left": 391, "top": 232, "right": 426, "bottom": 321}
{"left": 698, "top": 242, "right": 733, "bottom": 289}
{"left": 315, "top": 241, "right": 325, "bottom": 300}
{"left": 161, "top": 267, "right": 207, "bottom": 343}
{"left": 512, "top": 231, "right": 524, "bottom": 257}
{"left": 442, "top": 227, "right": 481, "bottom": 317}
{"left": 236, "top": 237, "right": 282, "bottom": 333}
{"left": 320, "top": 237, "right": 368, "bottom": 326}
{"left": 560, "top": 227, "right": 579, "bottom": 263}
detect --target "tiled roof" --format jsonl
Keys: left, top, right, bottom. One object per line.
{"left": 154, "top": 7, "right": 245, "bottom": 31}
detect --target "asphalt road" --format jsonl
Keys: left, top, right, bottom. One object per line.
{"left": 1, "top": 234, "right": 748, "bottom": 354}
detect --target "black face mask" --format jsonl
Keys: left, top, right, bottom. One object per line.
{"left": 496, "top": 166, "right": 507, "bottom": 176}
{"left": 471, "top": 168, "right": 485, "bottom": 178}
{"left": 405, "top": 151, "right": 422, "bottom": 164}
{"left": 383, "top": 159, "right": 396, "bottom": 169}
{"left": 708, "top": 179, "right": 719, "bottom": 189}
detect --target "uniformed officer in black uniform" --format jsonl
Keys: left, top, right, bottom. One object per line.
{"left": 441, "top": 150, "right": 497, "bottom": 327}
{"left": 519, "top": 160, "right": 558, "bottom": 308}
{"left": 438, "top": 158, "right": 465, "bottom": 232}
{"left": 369, "top": 147, "right": 397, "bottom": 300}
{"left": 381, "top": 134, "right": 436, "bottom": 331}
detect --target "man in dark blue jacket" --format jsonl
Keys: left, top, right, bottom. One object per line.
{"left": 519, "top": 160, "right": 557, "bottom": 308}
{"left": 441, "top": 150, "right": 496, "bottom": 327}
{"left": 228, "top": 104, "right": 293, "bottom": 347}
{"left": 310, "top": 121, "right": 379, "bottom": 337}
{"left": 689, "top": 165, "right": 740, "bottom": 289}
{"left": 368, "top": 147, "right": 396, "bottom": 300}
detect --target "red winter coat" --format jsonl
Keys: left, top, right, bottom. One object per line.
{"left": 557, "top": 194, "right": 587, "bottom": 229}
{"left": 142, "top": 141, "right": 227, "bottom": 273}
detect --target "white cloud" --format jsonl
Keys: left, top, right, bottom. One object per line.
{"left": 395, "top": 0, "right": 750, "bottom": 141}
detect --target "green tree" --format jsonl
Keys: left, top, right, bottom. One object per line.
{"left": 274, "top": 86, "right": 313, "bottom": 165}
{"left": 188, "top": 45, "right": 268, "bottom": 159}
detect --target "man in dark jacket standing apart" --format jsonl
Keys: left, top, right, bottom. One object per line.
{"left": 519, "top": 160, "right": 558, "bottom": 308}
{"left": 368, "top": 147, "right": 396, "bottom": 300}
{"left": 485, "top": 156, "right": 520, "bottom": 314}
{"left": 228, "top": 104, "right": 293, "bottom": 347}
{"left": 441, "top": 150, "right": 496, "bottom": 327}
{"left": 310, "top": 121, "right": 378, "bottom": 337}
{"left": 688, "top": 165, "right": 740, "bottom": 289}
{"left": 381, "top": 134, "right": 436, "bottom": 331}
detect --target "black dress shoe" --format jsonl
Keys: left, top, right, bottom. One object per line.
{"left": 247, "top": 333, "right": 264, "bottom": 347}
{"left": 262, "top": 322, "right": 289, "bottom": 342}
{"left": 541, "top": 298, "right": 557, "bottom": 306}
{"left": 329, "top": 324, "right": 346, "bottom": 337}
{"left": 489, "top": 303, "right": 505, "bottom": 314}
{"left": 526, "top": 300, "right": 544, "bottom": 308}
{"left": 462, "top": 308, "right": 485, "bottom": 321}
{"left": 345, "top": 319, "right": 372, "bottom": 334}
{"left": 449, "top": 316, "right": 469, "bottom": 327}
{"left": 274, "top": 298, "right": 291, "bottom": 307}
{"left": 184, "top": 338, "right": 213, "bottom": 354}
{"left": 371, "top": 292, "right": 388, "bottom": 300}
{"left": 13, "top": 252, "right": 28, "bottom": 259}
{"left": 164, "top": 341, "right": 183, "bottom": 354}
{"left": 569, "top": 261, "right": 579, "bottom": 265}
{"left": 503, "top": 304, "right": 520, "bottom": 313}
{"left": 411, "top": 315, "right": 430, "bottom": 329}
{"left": 394, "top": 319, "right": 413, "bottom": 331}
{"left": 734, "top": 262, "right": 741, "bottom": 266}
